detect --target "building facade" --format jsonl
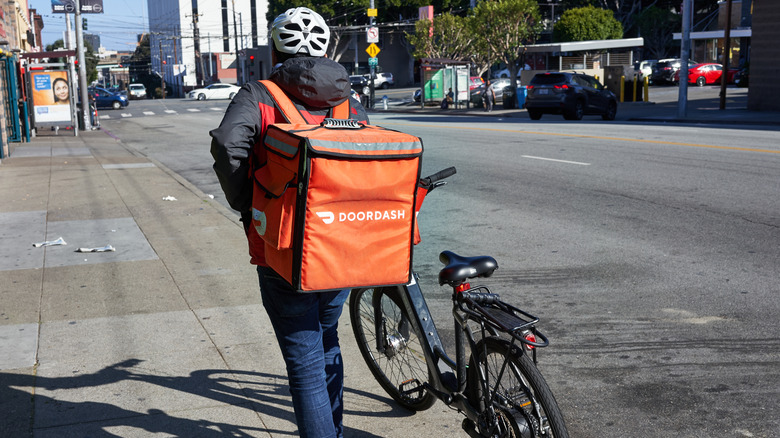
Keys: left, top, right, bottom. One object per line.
{"left": 147, "top": 0, "right": 268, "bottom": 96}
{"left": 747, "top": 0, "right": 779, "bottom": 111}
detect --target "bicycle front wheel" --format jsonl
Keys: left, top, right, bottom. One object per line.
{"left": 467, "top": 337, "right": 569, "bottom": 438}
{"left": 349, "top": 287, "right": 436, "bottom": 411}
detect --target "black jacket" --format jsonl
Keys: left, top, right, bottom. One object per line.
{"left": 210, "top": 57, "right": 368, "bottom": 214}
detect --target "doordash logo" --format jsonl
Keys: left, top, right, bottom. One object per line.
{"left": 316, "top": 209, "right": 406, "bottom": 224}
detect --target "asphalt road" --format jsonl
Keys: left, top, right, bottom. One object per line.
{"left": 100, "top": 96, "right": 780, "bottom": 437}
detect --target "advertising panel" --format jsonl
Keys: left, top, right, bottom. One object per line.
{"left": 31, "top": 71, "right": 72, "bottom": 123}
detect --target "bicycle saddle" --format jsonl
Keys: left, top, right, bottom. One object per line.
{"left": 438, "top": 251, "right": 498, "bottom": 286}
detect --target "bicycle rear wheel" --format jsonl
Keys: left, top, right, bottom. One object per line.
{"left": 349, "top": 287, "right": 436, "bottom": 411}
{"left": 467, "top": 337, "right": 568, "bottom": 438}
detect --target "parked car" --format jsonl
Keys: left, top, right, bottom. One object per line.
{"left": 650, "top": 58, "right": 697, "bottom": 84}
{"left": 365, "top": 72, "right": 394, "bottom": 89}
{"left": 88, "top": 87, "right": 129, "bottom": 110}
{"left": 470, "top": 78, "right": 520, "bottom": 107}
{"left": 350, "top": 75, "right": 368, "bottom": 92}
{"left": 128, "top": 83, "right": 147, "bottom": 99}
{"left": 635, "top": 59, "right": 657, "bottom": 82}
{"left": 469, "top": 76, "right": 484, "bottom": 90}
{"left": 674, "top": 63, "right": 739, "bottom": 86}
{"left": 187, "top": 83, "right": 241, "bottom": 100}
{"left": 524, "top": 72, "right": 617, "bottom": 121}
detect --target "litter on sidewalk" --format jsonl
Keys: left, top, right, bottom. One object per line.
{"left": 33, "top": 237, "right": 67, "bottom": 247}
{"left": 162, "top": 196, "right": 178, "bottom": 201}
{"left": 76, "top": 245, "right": 116, "bottom": 253}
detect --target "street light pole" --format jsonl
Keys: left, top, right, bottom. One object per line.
{"left": 75, "top": 0, "right": 91, "bottom": 130}
{"left": 232, "top": 0, "right": 241, "bottom": 85}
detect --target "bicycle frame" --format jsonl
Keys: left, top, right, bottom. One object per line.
{"left": 386, "top": 274, "right": 483, "bottom": 423}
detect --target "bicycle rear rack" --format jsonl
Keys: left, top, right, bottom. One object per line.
{"left": 457, "top": 286, "right": 549, "bottom": 348}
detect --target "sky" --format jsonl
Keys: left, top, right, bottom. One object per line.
{"left": 35, "top": 0, "right": 149, "bottom": 52}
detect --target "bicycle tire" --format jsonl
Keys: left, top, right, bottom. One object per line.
{"left": 349, "top": 287, "right": 437, "bottom": 411}
{"left": 467, "top": 337, "right": 569, "bottom": 438}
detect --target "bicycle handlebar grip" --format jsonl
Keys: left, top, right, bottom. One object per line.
{"left": 426, "top": 167, "right": 457, "bottom": 185}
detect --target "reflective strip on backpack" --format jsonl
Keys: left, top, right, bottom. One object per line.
{"left": 307, "top": 138, "right": 422, "bottom": 156}
{"left": 266, "top": 134, "right": 299, "bottom": 158}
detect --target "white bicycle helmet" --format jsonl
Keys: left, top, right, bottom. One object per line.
{"left": 271, "top": 7, "right": 330, "bottom": 57}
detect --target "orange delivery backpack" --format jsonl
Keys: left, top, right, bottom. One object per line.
{"left": 252, "top": 80, "right": 424, "bottom": 292}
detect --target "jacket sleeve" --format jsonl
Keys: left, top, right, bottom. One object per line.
{"left": 210, "top": 85, "right": 262, "bottom": 213}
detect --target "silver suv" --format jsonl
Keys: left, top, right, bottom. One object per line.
{"left": 365, "top": 72, "right": 394, "bottom": 89}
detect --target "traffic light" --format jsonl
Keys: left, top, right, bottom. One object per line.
{"left": 82, "top": 18, "right": 88, "bottom": 31}
{"left": 249, "top": 55, "right": 255, "bottom": 66}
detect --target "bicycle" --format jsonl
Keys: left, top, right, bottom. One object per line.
{"left": 349, "top": 167, "right": 569, "bottom": 438}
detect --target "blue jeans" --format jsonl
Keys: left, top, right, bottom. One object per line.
{"left": 258, "top": 266, "right": 350, "bottom": 438}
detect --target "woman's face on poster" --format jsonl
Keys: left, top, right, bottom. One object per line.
{"left": 54, "top": 79, "right": 69, "bottom": 102}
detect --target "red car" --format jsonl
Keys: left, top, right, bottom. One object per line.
{"left": 675, "top": 63, "right": 739, "bottom": 86}
{"left": 469, "top": 76, "right": 485, "bottom": 90}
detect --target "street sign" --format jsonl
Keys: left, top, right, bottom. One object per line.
{"left": 366, "top": 43, "right": 380, "bottom": 58}
{"left": 367, "top": 8, "right": 377, "bottom": 17}
{"left": 367, "top": 27, "right": 379, "bottom": 43}
{"left": 51, "top": 0, "right": 104, "bottom": 14}
{"left": 368, "top": 57, "right": 378, "bottom": 67}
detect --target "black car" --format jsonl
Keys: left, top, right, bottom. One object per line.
{"left": 349, "top": 75, "right": 369, "bottom": 93}
{"left": 525, "top": 72, "right": 617, "bottom": 121}
{"left": 650, "top": 58, "right": 697, "bottom": 84}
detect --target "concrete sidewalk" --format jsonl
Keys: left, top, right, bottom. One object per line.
{"left": 0, "top": 131, "right": 460, "bottom": 437}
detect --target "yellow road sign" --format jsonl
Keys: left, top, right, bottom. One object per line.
{"left": 366, "top": 43, "right": 380, "bottom": 58}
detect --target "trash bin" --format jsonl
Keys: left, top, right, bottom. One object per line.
{"left": 502, "top": 89, "right": 517, "bottom": 109}
{"left": 516, "top": 86, "right": 527, "bottom": 108}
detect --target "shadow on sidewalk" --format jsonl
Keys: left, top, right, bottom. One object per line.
{"left": 1, "top": 359, "right": 411, "bottom": 436}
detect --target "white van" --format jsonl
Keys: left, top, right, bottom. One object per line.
{"left": 128, "top": 83, "right": 147, "bottom": 99}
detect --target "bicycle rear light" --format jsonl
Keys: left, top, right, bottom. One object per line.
{"left": 455, "top": 283, "right": 471, "bottom": 293}
{"left": 523, "top": 331, "right": 537, "bottom": 350}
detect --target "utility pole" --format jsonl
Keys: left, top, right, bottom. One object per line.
{"left": 232, "top": 0, "right": 241, "bottom": 85}
{"left": 75, "top": 0, "right": 91, "bottom": 130}
{"left": 65, "top": 13, "right": 79, "bottom": 135}
{"left": 677, "top": 0, "right": 692, "bottom": 119}
{"left": 159, "top": 39, "right": 165, "bottom": 99}
{"left": 368, "top": 0, "right": 375, "bottom": 109}
{"left": 173, "top": 35, "right": 179, "bottom": 97}
{"left": 189, "top": 12, "right": 207, "bottom": 86}
{"left": 719, "top": 0, "right": 733, "bottom": 110}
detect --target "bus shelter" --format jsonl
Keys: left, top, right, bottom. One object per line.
{"left": 418, "top": 58, "right": 471, "bottom": 108}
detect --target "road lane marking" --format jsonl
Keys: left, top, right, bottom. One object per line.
{"left": 143, "top": 111, "right": 155, "bottom": 115}
{"left": 164, "top": 110, "right": 177, "bottom": 114}
{"left": 210, "top": 107, "right": 222, "bottom": 111}
{"left": 121, "top": 113, "right": 132, "bottom": 118}
{"left": 187, "top": 108, "right": 200, "bottom": 112}
{"left": 99, "top": 115, "right": 110, "bottom": 119}
{"left": 383, "top": 122, "right": 780, "bottom": 155}
{"left": 522, "top": 155, "right": 590, "bottom": 166}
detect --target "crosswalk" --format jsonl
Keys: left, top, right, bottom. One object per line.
{"left": 98, "top": 107, "right": 225, "bottom": 120}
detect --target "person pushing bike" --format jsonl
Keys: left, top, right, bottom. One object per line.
{"left": 210, "top": 7, "right": 368, "bottom": 437}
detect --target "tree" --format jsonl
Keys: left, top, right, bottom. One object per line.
{"left": 553, "top": 5, "right": 623, "bottom": 42}
{"left": 45, "top": 39, "right": 98, "bottom": 83}
{"left": 635, "top": 5, "right": 680, "bottom": 59}
{"left": 471, "top": 0, "right": 541, "bottom": 88}
{"left": 406, "top": 14, "right": 472, "bottom": 60}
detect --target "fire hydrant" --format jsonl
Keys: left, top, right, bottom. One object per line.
{"left": 382, "top": 95, "right": 388, "bottom": 110}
